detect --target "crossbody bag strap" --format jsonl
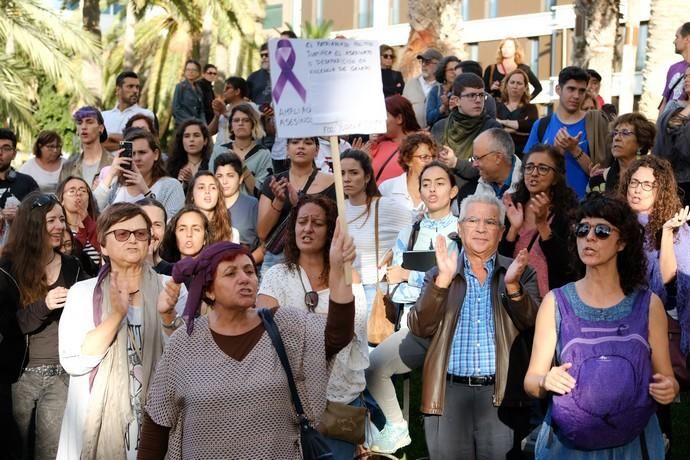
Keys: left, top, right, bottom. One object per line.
{"left": 375, "top": 148, "right": 400, "bottom": 182}
{"left": 374, "top": 198, "right": 380, "bottom": 266}
{"left": 299, "top": 169, "right": 319, "bottom": 197}
{"left": 258, "top": 308, "right": 307, "bottom": 418}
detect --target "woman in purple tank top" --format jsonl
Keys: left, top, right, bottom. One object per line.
{"left": 524, "top": 194, "right": 678, "bottom": 459}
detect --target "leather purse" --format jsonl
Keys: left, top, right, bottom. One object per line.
{"left": 367, "top": 198, "right": 395, "bottom": 345}
{"left": 319, "top": 399, "right": 368, "bottom": 445}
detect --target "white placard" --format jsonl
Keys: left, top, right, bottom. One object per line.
{"left": 268, "top": 38, "right": 387, "bottom": 138}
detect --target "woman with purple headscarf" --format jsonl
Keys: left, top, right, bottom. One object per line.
{"left": 137, "top": 221, "right": 356, "bottom": 459}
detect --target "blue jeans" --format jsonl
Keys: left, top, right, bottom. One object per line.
{"left": 323, "top": 397, "right": 365, "bottom": 460}
{"left": 12, "top": 370, "right": 69, "bottom": 460}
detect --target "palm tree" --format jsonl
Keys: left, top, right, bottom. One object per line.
{"left": 572, "top": 0, "right": 619, "bottom": 103}
{"left": 0, "top": 0, "right": 97, "bottom": 138}
{"left": 400, "top": 0, "right": 463, "bottom": 79}
{"left": 284, "top": 20, "right": 334, "bottom": 39}
{"left": 638, "top": 0, "right": 687, "bottom": 120}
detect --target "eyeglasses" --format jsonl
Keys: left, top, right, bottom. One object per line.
{"left": 524, "top": 163, "right": 556, "bottom": 176}
{"left": 105, "top": 228, "right": 150, "bottom": 242}
{"left": 31, "top": 194, "right": 58, "bottom": 210}
{"left": 628, "top": 178, "right": 657, "bottom": 192}
{"left": 612, "top": 129, "right": 635, "bottom": 138}
{"left": 43, "top": 144, "right": 62, "bottom": 150}
{"left": 471, "top": 150, "right": 501, "bottom": 163}
{"left": 232, "top": 117, "right": 251, "bottom": 124}
{"left": 0, "top": 145, "right": 15, "bottom": 153}
{"left": 63, "top": 187, "right": 89, "bottom": 197}
{"left": 412, "top": 154, "right": 434, "bottom": 162}
{"left": 260, "top": 52, "right": 269, "bottom": 58}
{"left": 574, "top": 222, "right": 617, "bottom": 240}
{"left": 206, "top": 71, "right": 218, "bottom": 76}
{"left": 382, "top": 54, "right": 394, "bottom": 59}
{"left": 462, "top": 216, "right": 500, "bottom": 228}
{"left": 459, "top": 92, "right": 487, "bottom": 101}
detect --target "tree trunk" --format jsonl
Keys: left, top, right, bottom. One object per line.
{"left": 81, "top": 0, "right": 102, "bottom": 103}
{"left": 200, "top": 8, "right": 213, "bottom": 65}
{"left": 572, "top": 0, "right": 619, "bottom": 103}
{"left": 124, "top": 0, "right": 136, "bottom": 70}
{"left": 401, "top": 0, "right": 463, "bottom": 79}
{"left": 638, "top": 0, "right": 687, "bottom": 120}
{"left": 618, "top": 0, "right": 641, "bottom": 114}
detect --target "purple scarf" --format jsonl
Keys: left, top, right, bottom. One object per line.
{"left": 172, "top": 242, "right": 255, "bottom": 334}
{"left": 638, "top": 213, "right": 690, "bottom": 354}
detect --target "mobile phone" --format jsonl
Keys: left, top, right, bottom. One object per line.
{"left": 119, "top": 141, "right": 133, "bottom": 170}
{"left": 259, "top": 102, "right": 271, "bottom": 112}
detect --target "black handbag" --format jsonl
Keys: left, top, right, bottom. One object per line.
{"left": 258, "top": 309, "right": 334, "bottom": 459}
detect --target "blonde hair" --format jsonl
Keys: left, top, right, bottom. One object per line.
{"left": 500, "top": 69, "right": 531, "bottom": 107}
{"left": 495, "top": 37, "right": 524, "bottom": 65}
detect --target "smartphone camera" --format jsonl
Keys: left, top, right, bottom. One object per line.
{"left": 119, "top": 141, "right": 133, "bottom": 170}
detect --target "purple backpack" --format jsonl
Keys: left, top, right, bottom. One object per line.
{"left": 551, "top": 287, "right": 657, "bottom": 450}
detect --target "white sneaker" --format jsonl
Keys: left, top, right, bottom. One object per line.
{"left": 370, "top": 421, "right": 412, "bottom": 454}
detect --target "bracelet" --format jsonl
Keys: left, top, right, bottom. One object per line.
{"left": 143, "top": 190, "right": 152, "bottom": 197}
{"left": 573, "top": 149, "right": 584, "bottom": 161}
{"left": 507, "top": 286, "right": 523, "bottom": 299}
{"left": 271, "top": 201, "right": 282, "bottom": 212}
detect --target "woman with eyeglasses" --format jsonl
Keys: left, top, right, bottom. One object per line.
{"left": 525, "top": 193, "right": 677, "bottom": 459}
{"left": 209, "top": 103, "right": 273, "bottom": 197}
{"left": 57, "top": 203, "right": 187, "bottom": 459}
{"left": 495, "top": 69, "right": 539, "bottom": 156}
{"left": 619, "top": 157, "right": 690, "bottom": 445}
{"left": 186, "top": 172, "right": 239, "bottom": 244}
{"left": 426, "top": 56, "right": 461, "bottom": 127}
{"left": 501, "top": 144, "right": 579, "bottom": 296}
{"left": 172, "top": 59, "right": 206, "bottom": 125}
{"left": 588, "top": 113, "right": 656, "bottom": 194}
{"left": 20, "top": 131, "right": 65, "bottom": 193}
{"left": 94, "top": 128, "right": 185, "bottom": 220}
{"left": 380, "top": 45, "right": 405, "bottom": 97}
{"left": 256, "top": 195, "right": 367, "bottom": 458}
{"left": 159, "top": 206, "right": 211, "bottom": 264}
{"left": 57, "top": 176, "right": 101, "bottom": 277}
{"left": 379, "top": 133, "right": 438, "bottom": 218}
{"left": 0, "top": 192, "right": 84, "bottom": 459}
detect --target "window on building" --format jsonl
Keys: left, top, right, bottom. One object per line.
{"left": 316, "top": 0, "right": 324, "bottom": 24}
{"left": 358, "top": 0, "right": 374, "bottom": 28}
{"left": 470, "top": 44, "right": 479, "bottom": 62}
{"left": 487, "top": 0, "right": 498, "bottom": 18}
{"left": 530, "top": 38, "right": 540, "bottom": 76}
{"left": 636, "top": 22, "right": 649, "bottom": 72}
{"left": 462, "top": 1, "right": 470, "bottom": 19}
{"left": 389, "top": 0, "right": 401, "bottom": 24}
{"left": 544, "top": 0, "right": 557, "bottom": 11}
{"left": 264, "top": 4, "right": 283, "bottom": 29}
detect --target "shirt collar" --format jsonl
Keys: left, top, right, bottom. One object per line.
{"left": 461, "top": 249, "right": 496, "bottom": 275}
{"left": 490, "top": 155, "right": 516, "bottom": 198}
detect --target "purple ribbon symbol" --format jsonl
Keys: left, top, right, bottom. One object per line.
{"left": 272, "top": 39, "right": 307, "bottom": 103}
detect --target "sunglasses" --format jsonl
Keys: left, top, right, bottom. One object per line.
{"left": 382, "top": 54, "right": 394, "bottom": 58}
{"left": 31, "top": 194, "right": 59, "bottom": 210}
{"left": 304, "top": 291, "right": 319, "bottom": 310}
{"left": 106, "top": 228, "right": 151, "bottom": 242}
{"left": 574, "top": 222, "right": 616, "bottom": 240}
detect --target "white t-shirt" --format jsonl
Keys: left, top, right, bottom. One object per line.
{"left": 102, "top": 104, "right": 155, "bottom": 136}
{"left": 19, "top": 157, "right": 65, "bottom": 193}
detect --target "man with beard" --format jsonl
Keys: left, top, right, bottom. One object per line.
{"left": 102, "top": 71, "right": 155, "bottom": 151}
{"left": 523, "top": 66, "right": 611, "bottom": 199}
{"left": 59, "top": 107, "right": 113, "bottom": 188}
{"left": 403, "top": 48, "right": 442, "bottom": 128}
{"left": 0, "top": 128, "right": 38, "bottom": 243}
{"left": 659, "top": 23, "right": 690, "bottom": 114}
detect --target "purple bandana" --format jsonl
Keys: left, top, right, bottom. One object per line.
{"left": 272, "top": 39, "right": 307, "bottom": 103}
{"left": 172, "top": 242, "right": 255, "bottom": 334}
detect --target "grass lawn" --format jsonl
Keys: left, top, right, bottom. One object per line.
{"left": 391, "top": 371, "right": 690, "bottom": 460}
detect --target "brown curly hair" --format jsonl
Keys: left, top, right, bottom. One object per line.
{"left": 283, "top": 196, "right": 337, "bottom": 283}
{"left": 398, "top": 132, "right": 438, "bottom": 171}
{"left": 617, "top": 156, "right": 683, "bottom": 249}
{"left": 609, "top": 112, "right": 656, "bottom": 155}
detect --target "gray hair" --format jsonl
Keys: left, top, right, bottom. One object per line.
{"left": 458, "top": 193, "right": 506, "bottom": 225}
{"left": 482, "top": 128, "right": 515, "bottom": 162}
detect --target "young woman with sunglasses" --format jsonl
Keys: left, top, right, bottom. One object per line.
{"left": 257, "top": 196, "right": 368, "bottom": 459}
{"left": 57, "top": 203, "right": 187, "bottom": 459}
{"left": 0, "top": 193, "right": 84, "bottom": 459}
{"left": 186, "top": 172, "right": 239, "bottom": 244}
{"left": 501, "top": 144, "right": 579, "bottom": 296}
{"left": 525, "top": 193, "right": 677, "bottom": 458}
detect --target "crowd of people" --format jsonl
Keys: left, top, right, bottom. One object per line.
{"left": 1, "top": 23, "right": 690, "bottom": 460}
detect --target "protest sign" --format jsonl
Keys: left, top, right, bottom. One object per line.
{"left": 268, "top": 38, "right": 387, "bottom": 138}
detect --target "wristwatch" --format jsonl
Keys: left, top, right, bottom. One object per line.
{"left": 162, "top": 315, "right": 184, "bottom": 330}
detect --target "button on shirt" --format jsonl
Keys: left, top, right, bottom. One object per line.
{"left": 448, "top": 252, "right": 496, "bottom": 376}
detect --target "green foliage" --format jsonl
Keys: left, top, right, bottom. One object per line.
{"left": 33, "top": 84, "right": 77, "bottom": 154}
{"left": 284, "top": 20, "right": 334, "bottom": 39}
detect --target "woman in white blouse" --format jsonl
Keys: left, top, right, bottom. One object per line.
{"left": 20, "top": 131, "right": 65, "bottom": 193}
{"left": 378, "top": 132, "right": 438, "bottom": 219}
{"left": 341, "top": 149, "right": 411, "bottom": 314}
{"left": 257, "top": 195, "right": 368, "bottom": 460}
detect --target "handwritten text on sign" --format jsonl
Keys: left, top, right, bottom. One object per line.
{"left": 269, "top": 39, "right": 387, "bottom": 138}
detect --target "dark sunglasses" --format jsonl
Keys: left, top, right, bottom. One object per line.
{"left": 106, "top": 228, "right": 151, "bottom": 242}
{"left": 31, "top": 194, "right": 59, "bottom": 210}
{"left": 382, "top": 53, "right": 394, "bottom": 58}
{"left": 304, "top": 291, "right": 319, "bottom": 310}
{"left": 574, "top": 222, "right": 616, "bottom": 240}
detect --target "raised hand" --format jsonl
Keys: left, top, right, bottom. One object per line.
{"left": 122, "top": 162, "right": 148, "bottom": 195}
{"left": 434, "top": 234, "right": 457, "bottom": 289}
{"left": 269, "top": 176, "right": 288, "bottom": 207}
{"left": 438, "top": 145, "right": 458, "bottom": 169}
{"left": 505, "top": 248, "right": 529, "bottom": 287}
{"left": 503, "top": 194, "right": 524, "bottom": 231}
{"left": 541, "top": 362, "right": 577, "bottom": 395}
{"left": 663, "top": 206, "right": 690, "bottom": 230}
{"left": 157, "top": 279, "right": 181, "bottom": 316}
{"left": 109, "top": 271, "right": 131, "bottom": 319}
{"left": 178, "top": 165, "right": 193, "bottom": 183}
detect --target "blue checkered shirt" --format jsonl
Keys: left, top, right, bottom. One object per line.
{"left": 447, "top": 252, "right": 497, "bottom": 376}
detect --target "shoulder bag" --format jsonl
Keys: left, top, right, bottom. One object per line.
{"left": 368, "top": 198, "right": 394, "bottom": 346}
{"left": 258, "top": 308, "right": 334, "bottom": 459}
{"left": 383, "top": 219, "right": 422, "bottom": 327}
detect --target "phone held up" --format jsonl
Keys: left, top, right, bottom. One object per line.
{"left": 119, "top": 141, "right": 133, "bottom": 170}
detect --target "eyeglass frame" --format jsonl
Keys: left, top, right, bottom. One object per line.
{"left": 574, "top": 222, "right": 618, "bottom": 240}
{"left": 0, "top": 145, "right": 16, "bottom": 154}
{"left": 611, "top": 128, "right": 635, "bottom": 138}
{"left": 471, "top": 150, "right": 502, "bottom": 163}
{"left": 459, "top": 91, "right": 488, "bottom": 101}
{"left": 524, "top": 163, "right": 557, "bottom": 176}
{"left": 105, "top": 228, "right": 151, "bottom": 242}
{"left": 627, "top": 178, "right": 657, "bottom": 192}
